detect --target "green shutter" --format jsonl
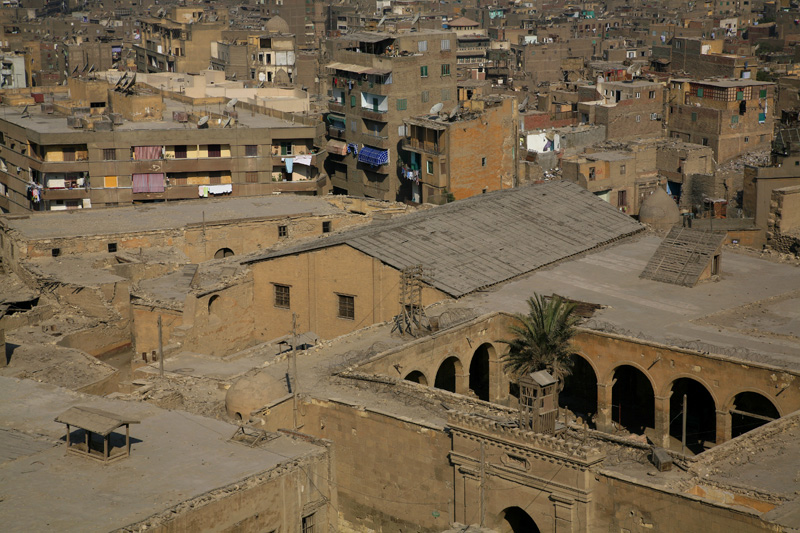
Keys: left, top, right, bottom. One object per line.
{"left": 736, "top": 91, "right": 744, "bottom": 100}
{"left": 759, "top": 89, "right": 767, "bottom": 98}
{"left": 396, "top": 98, "right": 407, "bottom": 111}
{"left": 697, "top": 88, "right": 703, "bottom": 97}
{"left": 691, "top": 112, "right": 697, "bottom": 122}
{"left": 350, "top": 95, "right": 356, "bottom": 107}
{"left": 731, "top": 115, "right": 738, "bottom": 124}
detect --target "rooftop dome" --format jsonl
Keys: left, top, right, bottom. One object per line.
{"left": 639, "top": 187, "right": 680, "bottom": 231}
{"left": 265, "top": 16, "right": 290, "bottom": 34}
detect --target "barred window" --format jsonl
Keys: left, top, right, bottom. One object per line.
{"left": 274, "top": 284, "right": 290, "bottom": 308}
{"left": 337, "top": 294, "right": 354, "bottom": 320}
{"left": 103, "top": 148, "right": 116, "bottom": 160}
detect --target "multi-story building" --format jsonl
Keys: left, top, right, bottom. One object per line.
{"left": 400, "top": 95, "right": 518, "bottom": 203}
{"left": 578, "top": 80, "right": 666, "bottom": 141}
{"left": 667, "top": 78, "right": 774, "bottom": 163}
{"left": 134, "top": 7, "right": 226, "bottom": 74}
{"left": 651, "top": 37, "right": 758, "bottom": 79}
{"left": 0, "top": 53, "right": 26, "bottom": 89}
{"left": 324, "top": 30, "right": 457, "bottom": 201}
{"left": 0, "top": 78, "right": 323, "bottom": 214}
{"left": 211, "top": 28, "right": 297, "bottom": 85}
{"left": 260, "top": 0, "right": 326, "bottom": 51}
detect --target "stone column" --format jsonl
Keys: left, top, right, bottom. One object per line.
{"left": 489, "top": 355, "right": 508, "bottom": 404}
{"left": 653, "top": 395, "right": 672, "bottom": 449}
{"left": 596, "top": 382, "right": 613, "bottom": 432}
{"left": 716, "top": 410, "right": 732, "bottom": 445}
{"left": 550, "top": 494, "right": 575, "bottom": 533}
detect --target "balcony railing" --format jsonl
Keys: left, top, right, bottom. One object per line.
{"left": 362, "top": 132, "right": 390, "bottom": 149}
{"left": 360, "top": 108, "right": 388, "bottom": 122}
{"left": 402, "top": 138, "right": 442, "bottom": 155}
{"left": 328, "top": 101, "right": 346, "bottom": 113}
{"left": 327, "top": 125, "right": 346, "bottom": 139}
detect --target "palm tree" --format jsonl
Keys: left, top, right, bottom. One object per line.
{"left": 500, "top": 293, "right": 579, "bottom": 389}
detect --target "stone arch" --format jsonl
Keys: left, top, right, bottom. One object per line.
{"left": 728, "top": 390, "right": 781, "bottom": 439}
{"left": 469, "top": 343, "right": 494, "bottom": 401}
{"left": 611, "top": 364, "right": 655, "bottom": 434}
{"left": 404, "top": 370, "right": 428, "bottom": 386}
{"left": 208, "top": 294, "right": 221, "bottom": 315}
{"left": 214, "top": 247, "right": 234, "bottom": 259}
{"left": 668, "top": 377, "right": 718, "bottom": 453}
{"left": 497, "top": 506, "right": 541, "bottom": 533}
{"left": 561, "top": 352, "right": 598, "bottom": 424}
{"left": 434, "top": 356, "right": 463, "bottom": 393}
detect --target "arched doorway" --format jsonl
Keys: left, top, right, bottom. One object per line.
{"left": 560, "top": 354, "right": 598, "bottom": 425}
{"left": 404, "top": 370, "right": 428, "bottom": 386}
{"left": 208, "top": 294, "right": 221, "bottom": 315}
{"left": 670, "top": 378, "right": 717, "bottom": 454}
{"left": 498, "top": 506, "right": 540, "bottom": 533}
{"left": 611, "top": 365, "right": 655, "bottom": 434}
{"left": 214, "top": 247, "right": 234, "bottom": 259}
{"left": 469, "top": 343, "right": 493, "bottom": 401}
{"left": 434, "top": 356, "right": 462, "bottom": 393}
{"left": 731, "top": 392, "right": 779, "bottom": 439}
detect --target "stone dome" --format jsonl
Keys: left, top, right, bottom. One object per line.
{"left": 265, "top": 16, "right": 290, "bottom": 34}
{"left": 639, "top": 187, "right": 680, "bottom": 231}
{"left": 225, "top": 370, "right": 289, "bottom": 421}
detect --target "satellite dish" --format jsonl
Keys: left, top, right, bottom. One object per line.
{"left": 88, "top": 64, "right": 95, "bottom": 73}
{"left": 226, "top": 97, "right": 238, "bottom": 108}
{"left": 429, "top": 102, "right": 443, "bottom": 114}
{"left": 197, "top": 115, "right": 209, "bottom": 127}
{"left": 518, "top": 95, "right": 529, "bottom": 112}
{"left": 230, "top": 72, "right": 236, "bottom": 80}
{"left": 411, "top": 13, "right": 420, "bottom": 25}
{"left": 223, "top": 117, "right": 232, "bottom": 128}
{"left": 71, "top": 65, "right": 79, "bottom": 75}
{"left": 377, "top": 15, "right": 386, "bottom": 27}
{"left": 114, "top": 73, "right": 126, "bottom": 89}
{"left": 20, "top": 105, "right": 29, "bottom": 117}
{"left": 448, "top": 104, "right": 460, "bottom": 120}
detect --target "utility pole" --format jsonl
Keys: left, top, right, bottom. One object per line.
{"left": 157, "top": 315, "right": 164, "bottom": 378}
{"left": 681, "top": 394, "right": 688, "bottom": 455}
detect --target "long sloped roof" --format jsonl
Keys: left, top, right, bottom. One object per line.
{"left": 640, "top": 226, "right": 725, "bottom": 287}
{"left": 244, "top": 181, "right": 644, "bottom": 297}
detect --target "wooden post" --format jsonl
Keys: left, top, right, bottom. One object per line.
{"left": 126, "top": 424, "right": 130, "bottom": 456}
{"left": 158, "top": 315, "right": 164, "bottom": 378}
{"left": 66, "top": 424, "right": 70, "bottom": 449}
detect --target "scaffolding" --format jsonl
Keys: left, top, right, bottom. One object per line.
{"left": 393, "top": 264, "right": 430, "bottom": 337}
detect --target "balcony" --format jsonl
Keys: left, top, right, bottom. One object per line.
{"left": 361, "top": 132, "right": 390, "bottom": 149}
{"left": 328, "top": 101, "right": 346, "bottom": 114}
{"left": 42, "top": 187, "right": 89, "bottom": 201}
{"left": 327, "top": 125, "right": 347, "bottom": 139}
{"left": 360, "top": 108, "right": 388, "bottom": 122}
{"left": 402, "top": 138, "right": 443, "bottom": 155}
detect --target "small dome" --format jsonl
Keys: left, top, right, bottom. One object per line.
{"left": 225, "top": 370, "right": 288, "bottom": 421}
{"left": 265, "top": 16, "right": 290, "bottom": 34}
{"left": 639, "top": 188, "right": 680, "bottom": 231}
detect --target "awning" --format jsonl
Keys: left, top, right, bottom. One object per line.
{"left": 326, "top": 62, "right": 372, "bottom": 74}
{"left": 325, "top": 139, "right": 347, "bottom": 156}
{"left": 358, "top": 146, "right": 389, "bottom": 166}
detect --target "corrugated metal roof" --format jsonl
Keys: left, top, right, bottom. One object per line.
{"left": 244, "top": 182, "right": 644, "bottom": 297}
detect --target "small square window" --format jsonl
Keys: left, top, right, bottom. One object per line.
{"left": 441, "top": 64, "right": 451, "bottom": 76}
{"left": 396, "top": 98, "right": 407, "bottom": 111}
{"left": 278, "top": 225, "right": 288, "bottom": 238}
{"left": 245, "top": 145, "right": 258, "bottom": 157}
{"left": 649, "top": 90, "right": 655, "bottom": 99}
{"left": 731, "top": 115, "right": 739, "bottom": 124}
{"left": 274, "top": 284, "right": 290, "bottom": 308}
{"left": 691, "top": 112, "right": 697, "bottom": 122}
{"left": 589, "top": 167, "right": 596, "bottom": 180}
{"left": 417, "top": 40, "right": 428, "bottom": 52}
{"left": 744, "top": 136, "right": 749, "bottom": 143}
{"left": 337, "top": 294, "right": 355, "bottom": 320}
{"left": 426, "top": 160, "right": 434, "bottom": 174}
{"left": 620, "top": 164, "right": 626, "bottom": 175}
{"left": 103, "top": 148, "right": 116, "bottom": 160}
{"left": 322, "top": 221, "right": 331, "bottom": 233}
{"left": 759, "top": 89, "right": 767, "bottom": 98}
{"left": 420, "top": 66, "right": 428, "bottom": 78}
{"left": 52, "top": 248, "right": 61, "bottom": 257}
{"left": 421, "top": 90, "right": 429, "bottom": 103}
{"left": 108, "top": 243, "right": 117, "bottom": 253}
{"left": 246, "top": 172, "right": 258, "bottom": 183}
{"left": 635, "top": 115, "right": 641, "bottom": 122}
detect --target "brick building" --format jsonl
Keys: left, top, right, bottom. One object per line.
{"left": 667, "top": 78, "right": 774, "bottom": 163}
{"left": 401, "top": 95, "right": 518, "bottom": 203}
{"left": 578, "top": 80, "right": 666, "bottom": 141}
{"left": 324, "top": 30, "right": 457, "bottom": 202}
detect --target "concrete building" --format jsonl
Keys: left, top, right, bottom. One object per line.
{"left": 211, "top": 30, "right": 297, "bottom": 85}
{"left": 578, "top": 80, "right": 666, "bottom": 142}
{"left": 401, "top": 95, "right": 518, "bottom": 203}
{"left": 652, "top": 37, "right": 758, "bottom": 79}
{"left": 667, "top": 78, "right": 775, "bottom": 163}
{"left": 0, "top": 53, "right": 26, "bottom": 89}
{"left": 134, "top": 7, "right": 226, "bottom": 74}
{"left": 0, "top": 77, "right": 321, "bottom": 214}
{"left": 324, "top": 30, "right": 457, "bottom": 201}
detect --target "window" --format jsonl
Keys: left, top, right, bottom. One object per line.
{"left": 441, "top": 88, "right": 450, "bottom": 101}
{"left": 702, "top": 137, "right": 708, "bottom": 146}
{"left": 278, "top": 225, "right": 288, "bottom": 238}
{"left": 108, "top": 242, "right": 117, "bottom": 253}
{"left": 441, "top": 64, "right": 450, "bottom": 76}
{"left": 174, "top": 145, "right": 187, "bottom": 158}
{"left": 421, "top": 90, "right": 429, "bottom": 103}
{"left": 104, "top": 176, "right": 118, "bottom": 188}
{"left": 697, "top": 88, "right": 703, "bottom": 97}
{"left": 441, "top": 39, "right": 451, "bottom": 51}
{"left": 620, "top": 164, "right": 626, "bottom": 175}
{"left": 744, "top": 136, "right": 749, "bottom": 143}
{"left": 245, "top": 145, "right": 258, "bottom": 157}
{"left": 208, "top": 144, "right": 221, "bottom": 158}
{"left": 337, "top": 294, "right": 355, "bottom": 320}
{"left": 649, "top": 90, "right": 655, "bottom": 99}
{"left": 736, "top": 91, "right": 744, "bottom": 101}
{"left": 281, "top": 142, "right": 292, "bottom": 156}
{"left": 420, "top": 66, "right": 428, "bottom": 78}
{"left": 691, "top": 112, "right": 697, "bottom": 122}
{"left": 302, "top": 512, "right": 316, "bottom": 533}
{"left": 103, "top": 148, "right": 116, "bottom": 161}
{"left": 635, "top": 115, "right": 641, "bottom": 122}
{"left": 246, "top": 172, "right": 258, "bottom": 183}
{"left": 426, "top": 160, "right": 434, "bottom": 174}
{"left": 635, "top": 92, "right": 641, "bottom": 98}
{"left": 62, "top": 147, "right": 76, "bottom": 162}
{"left": 51, "top": 248, "right": 60, "bottom": 257}
{"left": 322, "top": 221, "right": 331, "bottom": 233}
{"left": 396, "top": 98, "right": 407, "bottom": 111}
{"left": 417, "top": 40, "right": 427, "bottom": 52}
{"left": 481, "top": 157, "right": 487, "bottom": 167}
{"left": 274, "top": 284, "right": 290, "bottom": 308}
{"left": 589, "top": 167, "right": 596, "bottom": 180}
{"left": 350, "top": 95, "right": 356, "bottom": 107}
{"left": 759, "top": 89, "right": 767, "bottom": 98}
{"left": 731, "top": 115, "right": 738, "bottom": 124}
{"left": 618, "top": 189, "right": 628, "bottom": 207}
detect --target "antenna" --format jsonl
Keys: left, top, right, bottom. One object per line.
{"left": 197, "top": 115, "right": 209, "bottom": 128}
{"left": 429, "top": 102, "right": 443, "bottom": 114}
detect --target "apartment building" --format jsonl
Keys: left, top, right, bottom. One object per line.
{"left": 401, "top": 95, "right": 518, "bottom": 203}
{"left": 134, "top": 7, "right": 226, "bottom": 74}
{"left": 0, "top": 78, "right": 321, "bottom": 214}
{"left": 324, "top": 30, "right": 457, "bottom": 202}
{"left": 211, "top": 31, "right": 297, "bottom": 85}
{"left": 578, "top": 80, "right": 666, "bottom": 141}
{"left": 667, "top": 78, "right": 774, "bottom": 163}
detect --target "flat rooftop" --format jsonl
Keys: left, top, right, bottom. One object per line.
{"left": 0, "top": 377, "right": 322, "bottom": 533}
{"left": 1, "top": 195, "right": 344, "bottom": 240}
{"left": 455, "top": 235, "right": 800, "bottom": 367}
